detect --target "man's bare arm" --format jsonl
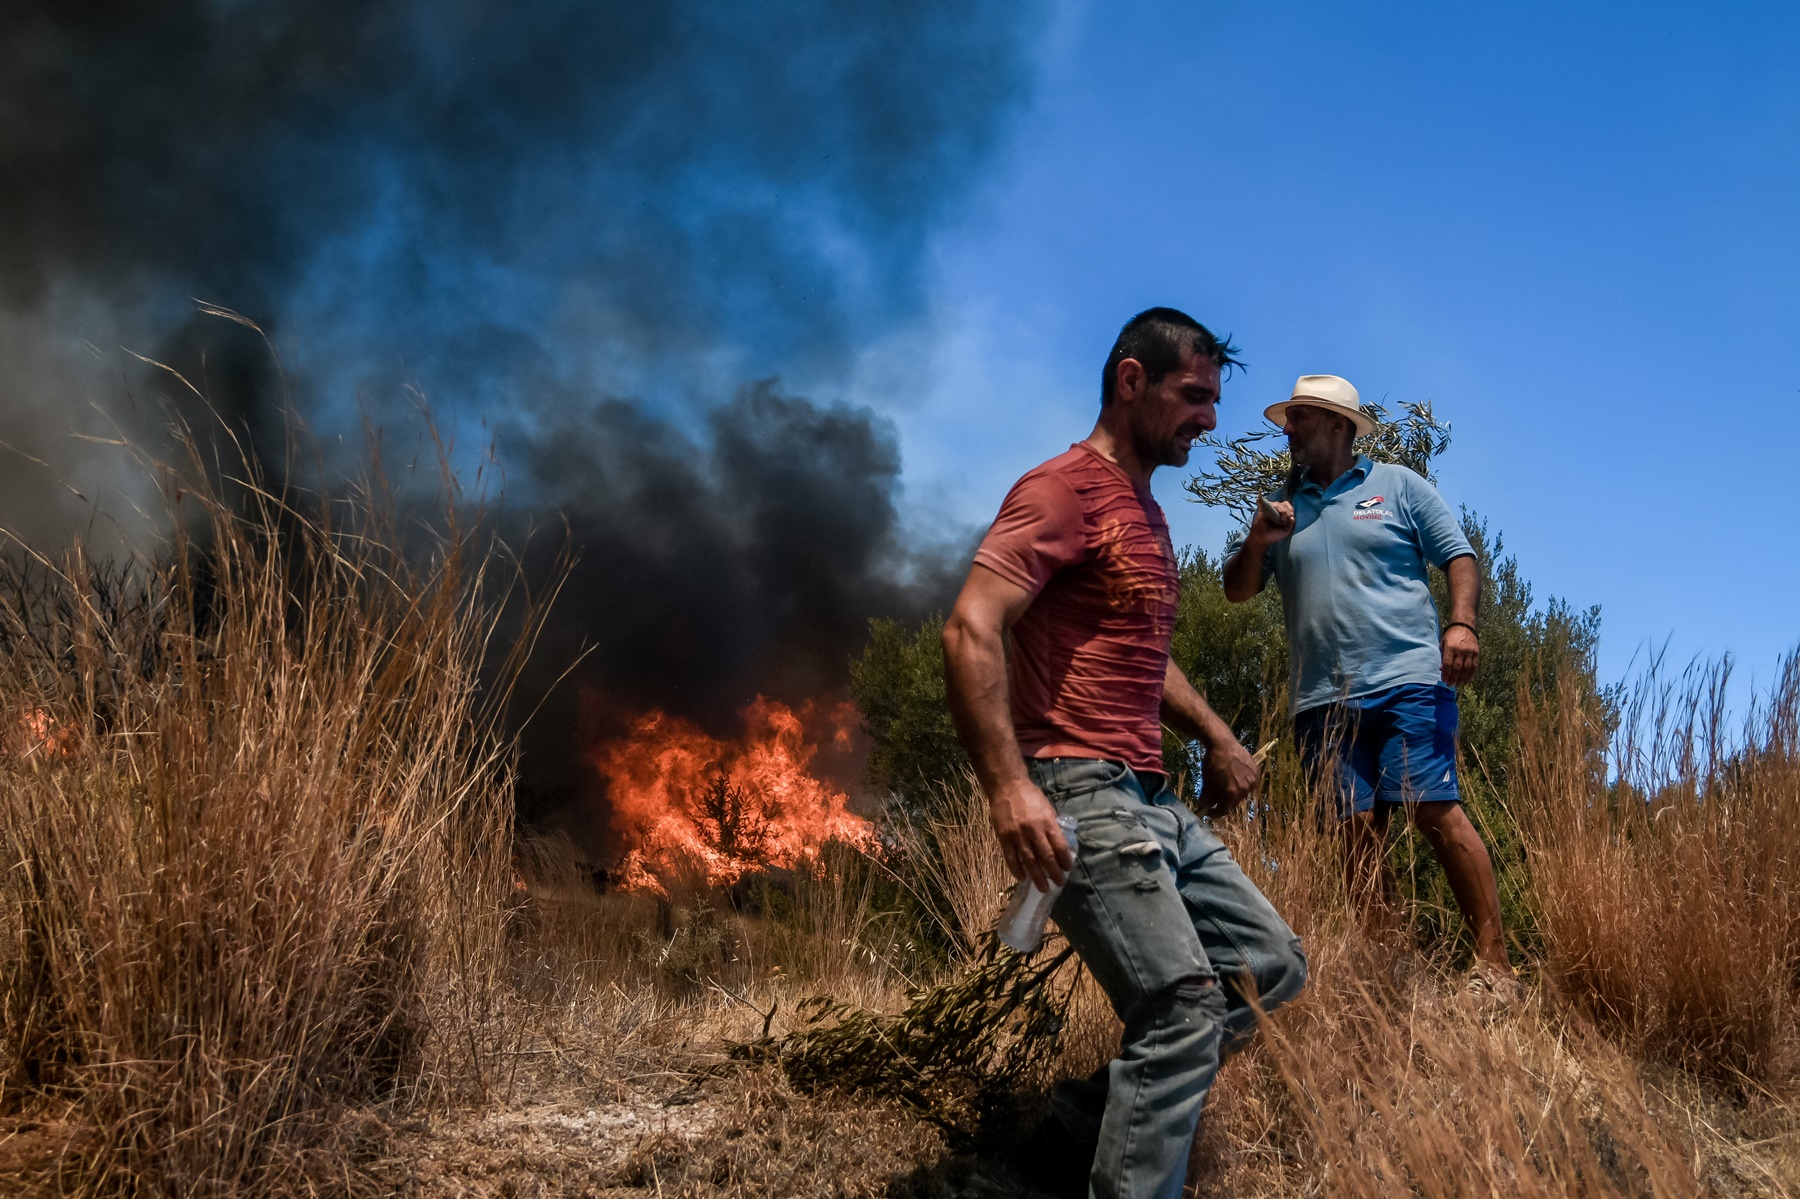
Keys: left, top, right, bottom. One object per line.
{"left": 1441, "top": 554, "right": 1480, "bottom": 685}
{"left": 1160, "top": 659, "right": 1238, "bottom": 747}
{"left": 1161, "top": 660, "right": 1259, "bottom": 814}
{"left": 941, "top": 564, "right": 1073, "bottom": 891}
{"left": 1222, "top": 497, "right": 1296, "bottom": 603}
{"left": 1220, "top": 546, "right": 1266, "bottom": 604}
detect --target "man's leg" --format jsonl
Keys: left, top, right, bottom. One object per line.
{"left": 1341, "top": 805, "right": 1395, "bottom": 923}
{"left": 1408, "top": 801, "right": 1510, "bottom": 968}
{"left": 1381, "top": 684, "right": 1511, "bottom": 971}
{"left": 1031, "top": 759, "right": 1227, "bottom": 1199}
{"left": 1159, "top": 786, "right": 1307, "bottom": 1052}
{"left": 1296, "top": 701, "right": 1394, "bottom": 929}
{"left": 1035, "top": 780, "right": 1308, "bottom": 1198}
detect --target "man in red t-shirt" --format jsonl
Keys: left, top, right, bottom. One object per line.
{"left": 943, "top": 308, "right": 1306, "bottom": 1199}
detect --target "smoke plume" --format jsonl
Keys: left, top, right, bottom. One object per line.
{"left": 1, "top": 1, "right": 1034, "bottom": 837}
{"left": 505, "top": 382, "right": 964, "bottom": 823}
{"left": 3, "top": 2, "right": 1038, "bottom": 423}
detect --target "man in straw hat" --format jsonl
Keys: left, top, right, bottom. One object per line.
{"left": 1222, "top": 375, "right": 1513, "bottom": 985}
{"left": 943, "top": 308, "right": 1306, "bottom": 1199}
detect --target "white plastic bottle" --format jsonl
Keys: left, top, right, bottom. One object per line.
{"left": 996, "top": 815, "right": 1080, "bottom": 953}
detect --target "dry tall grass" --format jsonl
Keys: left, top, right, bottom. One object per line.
{"left": 3, "top": 421, "right": 1796, "bottom": 1195}
{"left": 1514, "top": 654, "right": 1800, "bottom": 1085}
{"left": 503, "top": 650, "right": 1800, "bottom": 1196}
{"left": 1174, "top": 649, "right": 1800, "bottom": 1197}
{"left": 0, "top": 423, "right": 537, "bottom": 1194}
{"left": 1187, "top": 782, "right": 1700, "bottom": 1196}
{"left": 884, "top": 774, "right": 1014, "bottom": 959}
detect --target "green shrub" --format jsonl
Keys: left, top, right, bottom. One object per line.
{"left": 849, "top": 614, "right": 967, "bottom": 813}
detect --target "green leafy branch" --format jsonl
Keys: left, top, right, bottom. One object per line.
{"left": 728, "top": 936, "right": 1078, "bottom": 1136}
{"left": 1184, "top": 399, "right": 1453, "bottom": 525}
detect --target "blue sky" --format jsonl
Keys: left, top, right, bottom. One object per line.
{"left": 863, "top": 0, "right": 1800, "bottom": 692}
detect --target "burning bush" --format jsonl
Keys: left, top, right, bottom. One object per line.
{"left": 595, "top": 697, "right": 878, "bottom": 895}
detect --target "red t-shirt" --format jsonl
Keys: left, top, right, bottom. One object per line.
{"left": 972, "top": 443, "right": 1178, "bottom": 772}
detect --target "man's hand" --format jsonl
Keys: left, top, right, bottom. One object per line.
{"left": 1441, "top": 624, "right": 1479, "bottom": 684}
{"left": 1251, "top": 494, "right": 1297, "bottom": 543}
{"left": 1198, "top": 737, "right": 1259, "bottom": 817}
{"left": 989, "top": 781, "right": 1074, "bottom": 892}
{"left": 1441, "top": 556, "right": 1481, "bottom": 686}
{"left": 1225, "top": 495, "right": 1294, "bottom": 602}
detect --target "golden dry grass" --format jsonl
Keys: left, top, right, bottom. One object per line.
{"left": 2, "top": 418, "right": 1798, "bottom": 1196}
{"left": 0, "top": 419, "right": 539, "bottom": 1195}
{"left": 455, "top": 695, "right": 1800, "bottom": 1198}
{"left": 1514, "top": 659, "right": 1800, "bottom": 1085}
{"left": 1176, "top": 652, "right": 1800, "bottom": 1197}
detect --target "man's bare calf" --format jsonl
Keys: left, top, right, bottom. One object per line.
{"left": 1341, "top": 801, "right": 1509, "bottom": 969}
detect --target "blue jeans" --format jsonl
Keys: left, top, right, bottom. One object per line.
{"left": 1032, "top": 758, "right": 1307, "bottom": 1199}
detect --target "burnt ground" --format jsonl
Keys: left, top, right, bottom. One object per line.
{"left": 379, "top": 1068, "right": 1024, "bottom": 1199}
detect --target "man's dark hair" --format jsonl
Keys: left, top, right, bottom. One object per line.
{"left": 1100, "top": 307, "right": 1243, "bottom": 407}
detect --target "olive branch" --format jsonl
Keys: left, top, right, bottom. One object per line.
{"left": 727, "top": 936, "right": 1079, "bottom": 1137}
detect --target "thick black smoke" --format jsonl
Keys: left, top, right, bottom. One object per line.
{"left": 505, "top": 382, "right": 962, "bottom": 827}
{"left": 1, "top": 2, "right": 1032, "bottom": 839}
{"left": 2, "top": 2, "right": 1034, "bottom": 402}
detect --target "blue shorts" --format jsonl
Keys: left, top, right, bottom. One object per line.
{"left": 1294, "top": 683, "right": 1461, "bottom": 822}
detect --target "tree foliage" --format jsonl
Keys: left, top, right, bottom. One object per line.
{"left": 1159, "top": 548, "right": 1288, "bottom": 788}
{"left": 1435, "top": 516, "right": 1607, "bottom": 791}
{"left": 1183, "top": 399, "right": 1453, "bottom": 523}
{"left": 849, "top": 613, "right": 967, "bottom": 812}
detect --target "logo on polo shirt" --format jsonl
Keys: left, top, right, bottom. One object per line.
{"left": 1355, "top": 495, "right": 1384, "bottom": 509}
{"left": 1352, "top": 494, "right": 1393, "bottom": 521}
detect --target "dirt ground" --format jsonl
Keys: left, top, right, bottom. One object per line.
{"left": 6, "top": 1055, "right": 1800, "bottom": 1198}
{"left": 378, "top": 1068, "right": 1020, "bottom": 1199}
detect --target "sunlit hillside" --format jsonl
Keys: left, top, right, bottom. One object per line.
{"left": 3, "top": 440, "right": 1798, "bottom": 1198}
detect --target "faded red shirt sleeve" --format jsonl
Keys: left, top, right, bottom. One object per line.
{"left": 971, "top": 469, "right": 1088, "bottom": 597}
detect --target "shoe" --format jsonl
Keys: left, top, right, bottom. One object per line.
{"left": 1465, "top": 960, "right": 1522, "bottom": 1007}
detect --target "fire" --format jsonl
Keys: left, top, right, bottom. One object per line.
{"left": 9, "top": 709, "right": 74, "bottom": 762}
{"left": 594, "top": 696, "right": 876, "bottom": 894}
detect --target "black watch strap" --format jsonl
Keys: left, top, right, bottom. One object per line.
{"left": 1442, "top": 620, "right": 1478, "bottom": 639}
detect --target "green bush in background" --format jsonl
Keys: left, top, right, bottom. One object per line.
{"left": 850, "top": 613, "right": 965, "bottom": 816}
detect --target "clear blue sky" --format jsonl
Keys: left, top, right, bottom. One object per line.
{"left": 863, "top": 0, "right": 1800, "bottom": 693}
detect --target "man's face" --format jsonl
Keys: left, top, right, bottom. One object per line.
{"left": 1124, "top": 350, "right": 1220, "bottom": 469}
{"left": 1283, "top": 403, "right": 1352, "bottom": 469}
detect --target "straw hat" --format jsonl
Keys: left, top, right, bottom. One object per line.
{"left": 1264, "top": 375, "right": 1376, "bottom": 437}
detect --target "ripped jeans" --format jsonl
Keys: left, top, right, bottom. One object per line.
{"left": 1033, "top": 758, "right": 1308, "bottom": 1199}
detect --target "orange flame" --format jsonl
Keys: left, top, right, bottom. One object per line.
{"left": 9, "top": 709, "right": 74, "bottom": 762}
{"left": 594, "top": 696, "right": 875, "bottom": 894}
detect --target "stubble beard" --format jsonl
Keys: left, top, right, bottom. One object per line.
{"left": 1158, "top": 437, "right": 1194, "bottom": 469}
{"left": 1288, "top": 428, "right": 1337, "bottom": 474}
{"left": 1131, "top": 421, "right": 1196, "bottom": 470}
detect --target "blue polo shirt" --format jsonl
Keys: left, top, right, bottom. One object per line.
{"left": 1225, "top": 456, "right": 1473, "bottom": 716}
